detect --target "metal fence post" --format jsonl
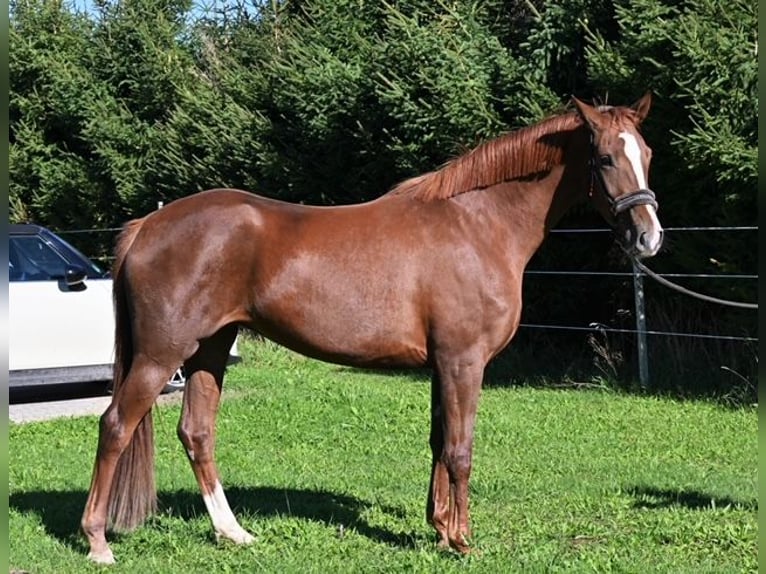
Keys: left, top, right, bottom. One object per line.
{"left": 632, "top": 260, "right": 649, "bottom": 389}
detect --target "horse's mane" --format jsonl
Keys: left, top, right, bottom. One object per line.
{"left": 388, "top": 106, "right": 637, "bottom": 201}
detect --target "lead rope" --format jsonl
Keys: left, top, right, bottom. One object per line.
{"left": 631, "top": 258, "right": 758, "bottom": 310}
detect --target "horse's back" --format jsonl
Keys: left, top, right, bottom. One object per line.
{"left": 119, "top": 189, "right": 430, "bottom": 366}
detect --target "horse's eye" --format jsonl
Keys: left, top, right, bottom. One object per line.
{"left": 599, "top": 154, "right": 614, "bottom": 168}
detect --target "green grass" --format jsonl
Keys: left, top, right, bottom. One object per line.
{"left": 9, "top": 338, "right": 757, "bottom": 573}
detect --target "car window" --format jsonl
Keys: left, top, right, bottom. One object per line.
{"left": 49, "top": 233, "right": 107, "bottom": 277}
{"left": 9, "top": 236, "right": 71, "bottom": 281}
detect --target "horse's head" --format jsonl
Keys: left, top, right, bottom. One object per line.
{"left": 573, "top": 93, "right": 663, "bottom": 259}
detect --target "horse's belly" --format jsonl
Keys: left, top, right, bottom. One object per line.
{"left": 250, "top": 313, "right": 428, "bottom": 368}
{"left": 248, "top": 289, "right": 428, "bottom": 369}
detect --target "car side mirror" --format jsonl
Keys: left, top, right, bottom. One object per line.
{"left": 65, "top": 265, "right": 88, "bottom": 287}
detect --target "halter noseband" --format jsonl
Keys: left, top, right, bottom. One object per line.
{"left": 588, "top": 133, "right": 658, "bottom": 217}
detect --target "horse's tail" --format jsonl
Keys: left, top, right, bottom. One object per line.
{"left": 106, "top": 217, "right": 157, "bottom": 532}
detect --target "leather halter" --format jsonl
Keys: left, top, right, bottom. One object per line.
{"left": 588, "top": 133, "right": 658, "bottom": 217}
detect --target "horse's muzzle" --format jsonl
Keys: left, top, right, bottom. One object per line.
{"left": 622, "top": 223, "right": 663, "bottom": 259}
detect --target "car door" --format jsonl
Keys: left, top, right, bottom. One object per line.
{"left": 9, "top": 234, "right": 115, "bottom": 371}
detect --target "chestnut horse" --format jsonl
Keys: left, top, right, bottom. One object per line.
{"left": 82, "top": 94, "right": 663, "bottom": 563}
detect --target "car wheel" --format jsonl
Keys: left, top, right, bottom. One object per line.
{"left": 162, "top": 367, "right": 187, "bottom": 394}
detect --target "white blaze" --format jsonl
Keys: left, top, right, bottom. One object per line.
{"left": 618, "top": 132, "right": 648, "bottom": 189}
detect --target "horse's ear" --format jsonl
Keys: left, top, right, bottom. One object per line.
{"left": 631, "top": 91, "right": 652, "bottom": 125}
{"left": 571, "top": 95, "right": 603, "bottom": 132}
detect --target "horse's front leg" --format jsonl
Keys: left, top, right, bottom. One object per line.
{"left": 430, "top": 354, "right": 484, "bottom": 553}
{"left": 426, "top": 372, "right": 450, "bottom": 548}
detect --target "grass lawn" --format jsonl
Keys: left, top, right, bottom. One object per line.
{"left": 9, "top": 338, "right": 757, "bottom": 573}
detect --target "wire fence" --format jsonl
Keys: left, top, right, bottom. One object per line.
{"left": 518, "top": 225, "right": 758, "bottom": 341}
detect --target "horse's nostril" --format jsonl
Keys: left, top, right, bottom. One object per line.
{"left": 637, "top": 229, "right": 663, "bottom": 252}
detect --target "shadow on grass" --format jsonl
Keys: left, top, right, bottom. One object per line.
{"left": 9, "top": 486, "right": 426, "bottom": 555}
{"left": 479, "top": 337, "right": 757, "bottom": 408}
{"left": 627, "top": 485, "right": 758, "bottom": 511}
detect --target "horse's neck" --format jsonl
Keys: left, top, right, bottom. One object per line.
{"left": 481, "top": 124, "right": 589, "bottom": 262}
{"left": 470, "top": 162, "right": 586, "bottom": 266}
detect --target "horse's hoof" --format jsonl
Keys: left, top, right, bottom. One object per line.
{"left": 453, "top": 542, "right": 471, "bottom": 555}
{"left": 449, "top": 533, "right": 473, "bottom": 555}
{"left": 216, "top": 526, "right": 255, "bottom": 545}
{"left": 87, "top": 548, "right": 116, "bottom": 565}
{"left": 436, "top": 536, "right": 472, "bottom": 555}
{"left": 235, "top": 531, "right": 255, "bottom": 545}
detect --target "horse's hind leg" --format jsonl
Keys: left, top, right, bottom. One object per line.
{"left": 176, "top": 325, "right": 254, "bottom": 545}
{"left": 82, "top": 356, "right": 176, "bottom": 564}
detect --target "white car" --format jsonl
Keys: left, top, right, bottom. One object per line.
{"left": 9, "top": 224, "right": 238, "bottom": 392}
